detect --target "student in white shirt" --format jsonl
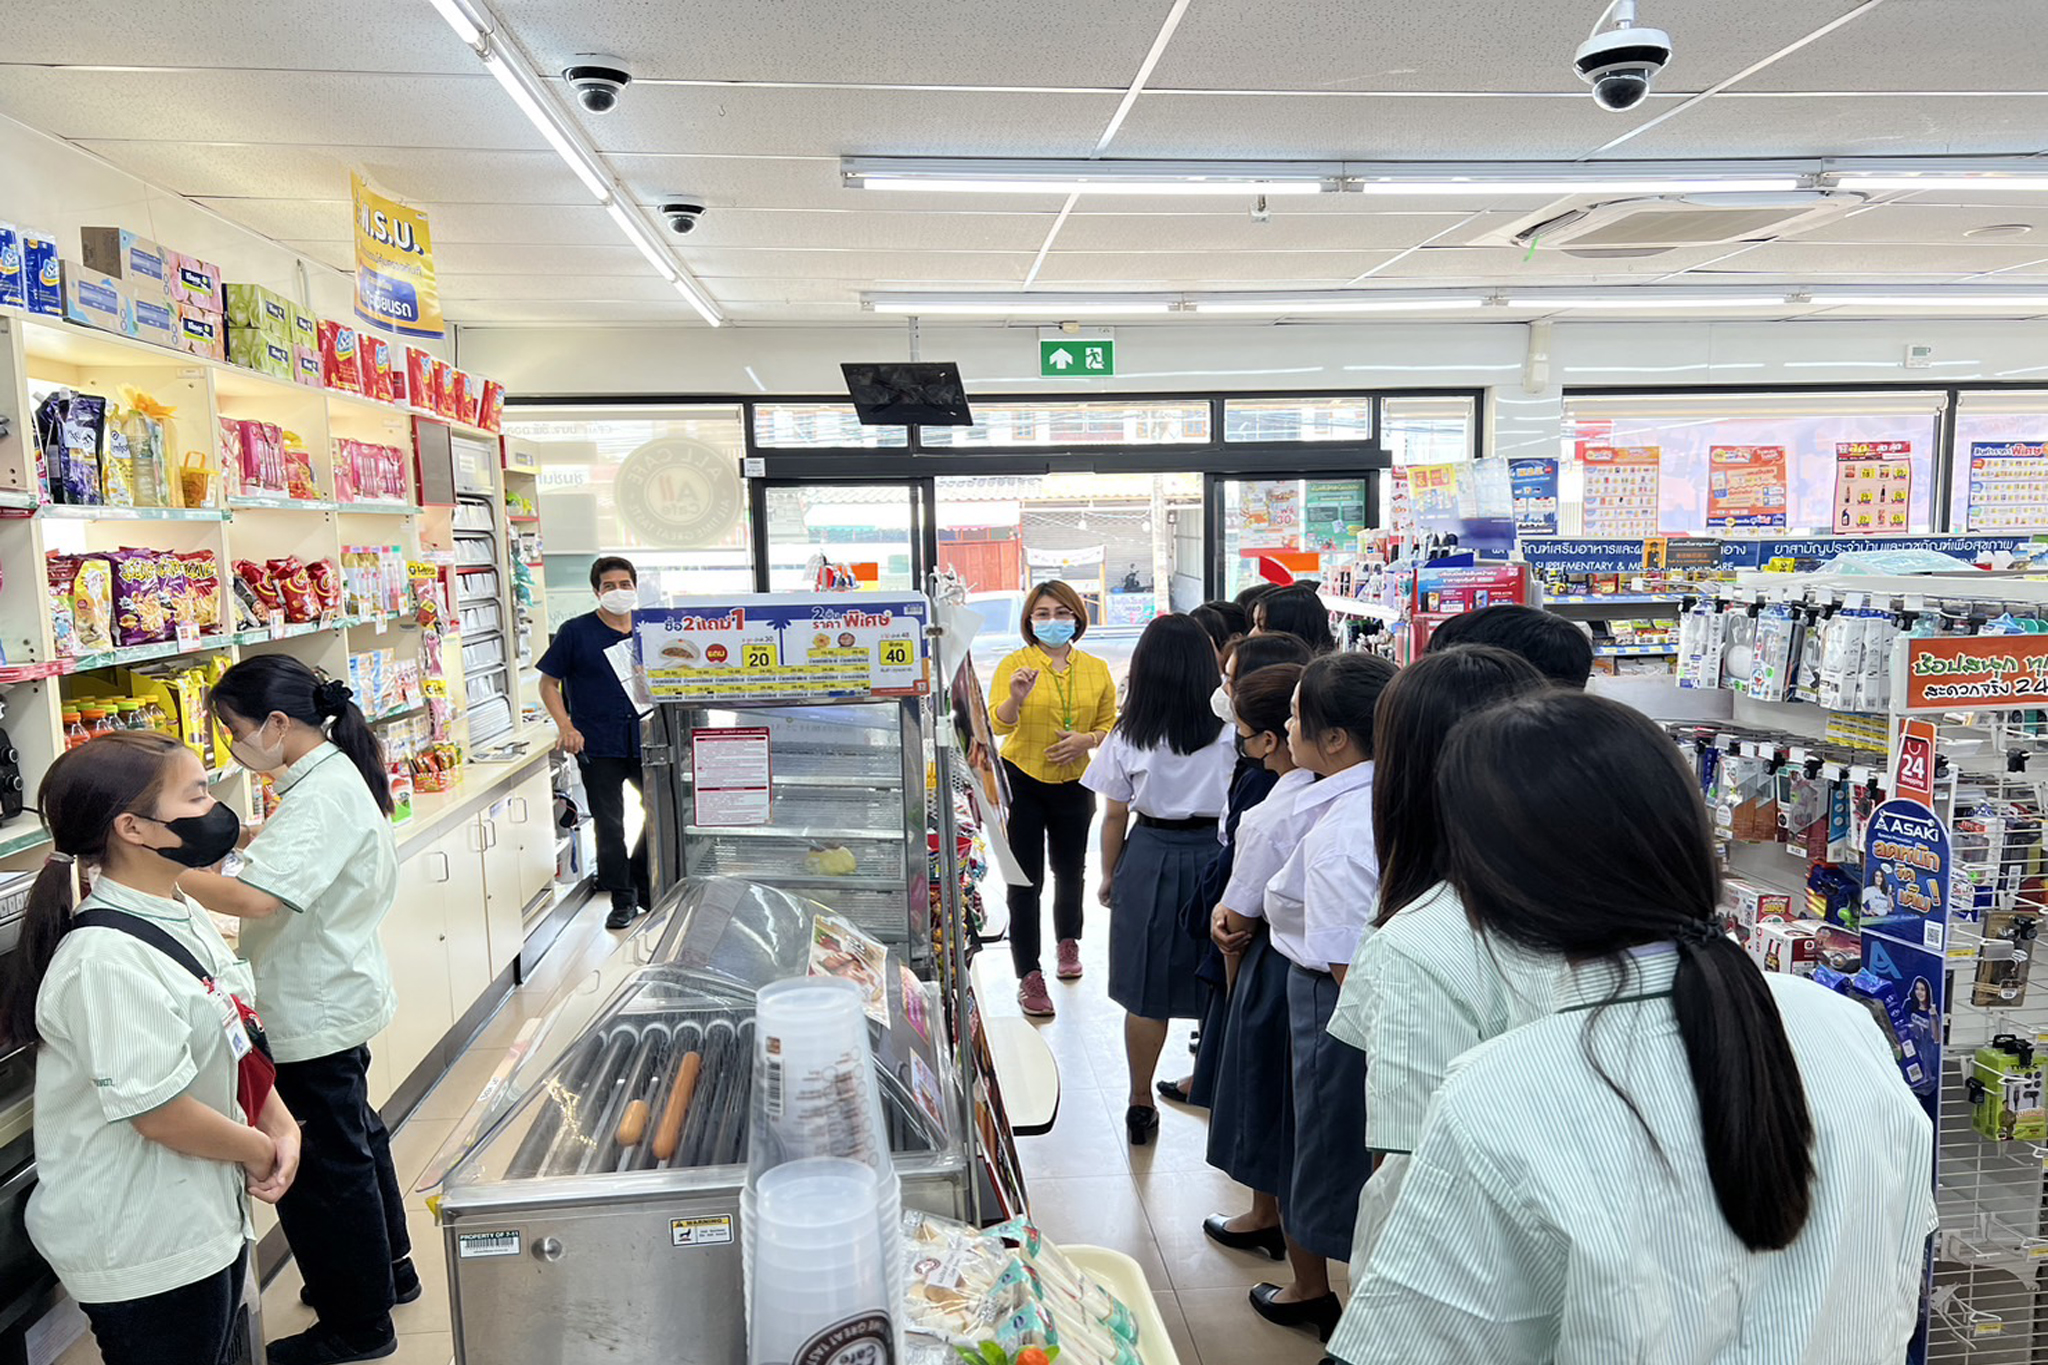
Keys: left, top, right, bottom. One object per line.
{"left": 1342, "top": 692, "right": 1936, "bottom": 1363}
{"left": 0, "top": 733, "right": 300, "bottom": 1365}
{"left": 1322, "top": 646, "right": 1556, "bottom": 1365}
{"left": 1198, "top": 663, "right": 1312, "bottom": 1255}
{"left": 1083, "top": 614, "right": 1235, "bottom": 1146}
{"left": 1254, "top": 651, "right": 1396, "bottom": 1342}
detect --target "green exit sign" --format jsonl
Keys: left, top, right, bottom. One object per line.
{"left": 1040, "top": 338, "right": 1115, "bottom": 377}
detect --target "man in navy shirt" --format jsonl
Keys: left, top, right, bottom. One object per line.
{"left": 539, "top": 555, "right": 650, "bottom": 929}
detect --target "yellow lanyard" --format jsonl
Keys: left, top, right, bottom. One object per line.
{"left": 1035, "top": 648, "right": 1078, "bottom": 731}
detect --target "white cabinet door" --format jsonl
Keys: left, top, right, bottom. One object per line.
{"left": 381, "top": 851, "right": 455, "bottom": 1083}
{"left": 442, "top": 817, "right": 494, "bottom": 1015}
{"left": 509, "top": 772, "right": 557, "bottom": 909}
{"left": 479, "top": 798, "right": 523, "bottom": 977}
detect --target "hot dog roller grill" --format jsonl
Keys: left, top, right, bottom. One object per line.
{"left": 426, "top": 877, "right": 974, "bottom": 1365}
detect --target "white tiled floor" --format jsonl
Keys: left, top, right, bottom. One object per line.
{"left": 57, "top": 893, "right": 1333, "bottom": 1365}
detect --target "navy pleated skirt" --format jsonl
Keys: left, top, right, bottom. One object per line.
{"left": 1205, "top": 930, "right": 1293, "bottom": 1196}
{"left": 1285, "top": 962, "right": 1370, "bottom": 1262}
{"left": 1108, "top": 824, "right": 1214, "bottom": 1020}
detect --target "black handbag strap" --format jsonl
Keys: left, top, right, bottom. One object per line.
{"left": 71, "top": 908, "right": 215, "bottom": 984}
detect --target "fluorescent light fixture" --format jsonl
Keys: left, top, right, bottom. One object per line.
{"left": 866, "top": 295, "right": 1178, "bottom": 316}
{"left": 1352, "top": 177, "right": 1802, "bottom": 196}
{"left": 861, "top": 177, "right": 1327, "bottom": 196}
{"left": 1834, "top": 175, "right": 2048, "bottom": 192}
{"left": 1511, "top": 294, "right": 1789, "bottom": 310}
{"left": 1195, "top": 297, "right": 1486, "bottom": 314}
{"left": 480, "top": 48, "right": 611, "bottom": 202}
{"left": 605, "top": 202, "right": 677, "bottom": 282}
{"left": 1807, "top": 293, "right": 2048, "bottom": 309}
{"left": 426, "top": 0, "right": 484, "bottom": 46}
{"left": 844, "top": 157, "right": 1337, "bottom": 196}
{"left": 673, "top": 277, "right": 723, "bottom": 328}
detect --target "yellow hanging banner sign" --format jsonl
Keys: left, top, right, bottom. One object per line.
{"left": 350, "top": 172, "right": 443, "bottom": 339}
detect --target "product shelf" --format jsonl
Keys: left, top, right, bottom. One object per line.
{"left": 1317, "top": 591, "right": 1401, "bottom": 622}
{"left": 1593, "top": 643, "right": 1679, "bottom": 657}
{"left": 227, "top": 494, "right": 337, "bottom": 513}
{"left": 68, "top": 632, "right": 234, "bottom": 674}
{"left": 335, "top": 501, "right": 423, "bottom": 516}
{"left": 39, "top": 504, "right": 227, "bottom": 523}
{"left": 1545, "top": 594, "right": 1684, "bottom": 606}
{"left": 0, "top": 817, "right": 51, "bottom": 860}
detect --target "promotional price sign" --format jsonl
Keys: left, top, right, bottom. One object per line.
{"left": 1508, "top": 457, "right": 1560, "bottom": 535}
{"left": 1408, "top": 462, "right": 1462, "bottom": 530}
{"left": 1580, "top": 445, "right": 1660, "bottom": 537}
{"left": 1902, "top": 634, "right": 2048, "bottom": 711}
{"left": 350, "top": 173, "right": 443, "bottom": 339}
{"left": 1833, "top": 441, "right": 1913, "bottom": 534}
{"left": 1966, "top": 441, "right": 2048, "bottom": 532}
{"left": 638, "top": 594, "right": 930, "bottom": 703}
{"left": 1705, "top": 444, "right": 1788, "bottom": 530}
{"left": 1892, "top": 718, "right": 1938, "bottom": 805}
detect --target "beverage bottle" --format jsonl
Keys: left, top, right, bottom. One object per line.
{"left": 62, "top": 711, "right": 86, "bottom": 750}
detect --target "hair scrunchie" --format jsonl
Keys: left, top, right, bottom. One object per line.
{"left": 314, "top": 678, "right": 354, "bottom": 720}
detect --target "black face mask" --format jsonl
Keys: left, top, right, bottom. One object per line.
{"left": 138, "top": 802, "right": 242, "bottom": 869}
{"left": 1234, "top": 732, "right": 1261, "bottom": 762}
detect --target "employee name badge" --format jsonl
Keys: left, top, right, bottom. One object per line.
{"left": 208, "top": 980, "right": 252, "bottom": 1061}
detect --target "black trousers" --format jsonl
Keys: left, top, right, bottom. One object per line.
{"left": 81, "top": 1246, "right": 247, "bottom": 1365}
{"left": 581, "top": 753, "right": 650, "bottom": 910}
{"left": 1003, "top": 760, "right": 1095, "bottom": 978}
{"left": 273, "top": 1046, "right": 410, "bottom": 1333}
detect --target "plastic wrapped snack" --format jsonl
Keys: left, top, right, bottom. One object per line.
{"left": 267, "top": 556, "right": 319, "bottom": 623}
{"left": 181, "top": 551, "right": 222, "bottom": 633}
{"left": 234, "top": 559, "right": 284, "bottom": 622}
{"left": 101, "top": 426, "right": 135, "bottom": 506}
{"left": 71, "top": 556, "right": 115, "bottom": 655}
{"left": 281, "top": 432, "right": 318, "bottom": 500}
{"left": 46, "top": 555, "right": 79, "bottom": 658}
{"left": 306, "top": 558, "right": 343, "bottom": 614}
{"left": 992, "top": 1218, "right": 1140, "bottom": 1347}
{"left": 111, "top": 549, "right": 170, "bottom": 646}
{"left": 157, "top": 552, "right": 192, "bottom": 639}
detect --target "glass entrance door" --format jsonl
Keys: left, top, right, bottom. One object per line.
{"left": 759, "top": 482, "right": 927, "bottom": 592}
{"left": 1213, "top": 475, "right": 1374, "bottom": 598}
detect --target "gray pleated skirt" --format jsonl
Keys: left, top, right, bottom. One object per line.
{"left": 1108, "top": 824, "right": 1214, "bottom": 1020}
{"left": 1206, "top": 930, "right": 1293, "bottom": 1196}
{"left": 1285, "top": 962, "right": 1370, "bottom": 1262}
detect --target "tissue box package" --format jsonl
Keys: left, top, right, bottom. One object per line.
{"left": 23, "top": 229, "right": 61, "bottom": 316}
{"left": 60, "top": 261, "right": 129, "bottom": 333}
{"left": 80, "top": 229, "right": 169, "bottom": 303}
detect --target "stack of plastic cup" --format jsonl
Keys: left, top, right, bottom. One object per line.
{"left": 746, "top": 1158, "right": 895, "bottom": 1365}
{"left": 743, "top": 977, "right": 904, "bottom": 1363}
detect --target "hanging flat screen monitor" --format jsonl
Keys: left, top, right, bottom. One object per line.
{"left": 841, "top": 362, "right": 974, "bottom": 426}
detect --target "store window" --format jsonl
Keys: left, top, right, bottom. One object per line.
{"left": 1952, "top": 391, "right": 2048, "bottom": 533}
{"left": 753, "top": 403, "right": 907, "bottom": 449}
{"left": 919, "top": 399, "right": 1209, "bottom": 448}
{"left": 502, "top": 404, "right": 753, "bottom": 627}
{"left": 1558, "top": 390, "right": 1946, "bottom": 537}
{"left": 1222, "top": 396, "right": 1373, "bottom": 444}
{"left": 1383, "top": 395, "right": 1478, "bottom": 466}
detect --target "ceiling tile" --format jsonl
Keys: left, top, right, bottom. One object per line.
{"left": 582, "top": 86, "right": 1124, "bottom": 158}
{"left": 1033, "top": 250, "right": 1392, "bottom": 285}
{"left": 504, "top": 0, "right": 1161, "bottom": 86}
{"left": 1697, "top": 240, "right": 2048, "bottom": 274}
{"left": 1782, "top": 204, "right": 2048, "bottom": 245}
{"left": 1742, "top": 0, "right": 2048, "bottom": 92}
{"left": 1057, "top": 210, "right": 1474, "bottom": 253}
{"left": 1108, "top": 92, "right": 1647, "bottom": 159}
{"left": 209, "top": 198, "right": 622, "bottom": 248}
{"left": 660, "top": 209, "right": 1055, "bottom": 253}
{"left": 77, "top": 142, "right": 591, "bottom": 204}
{"left": 437, "top": 273, "right": 688, "bottom": 303}
{"left": 1609, "top": 94, "right": 2048, "bottom": 158}
{"left": 452, "top": 299, "right": 713, "bottom": 324}
{"left": 684, "top": 248, "right": 1033, "bottom": 283}
{"left": 4, "top": 0, "right": 478, "bottom": 73}
{"left": 0, "top": 70, "right": 539, "bottom": 149}
{"left": 1144, "top": 0, "right": 1865, "bottom": 93}
{"left": 1372, "top": 244, "right": 1732, "bottom": 281}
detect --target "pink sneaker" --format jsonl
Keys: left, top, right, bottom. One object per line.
{"left": 1018, "top": 971, "right": 1056, "bottom": 1018}
{"left": 1056, "top": 939, "right": 1083, "bottom": 980}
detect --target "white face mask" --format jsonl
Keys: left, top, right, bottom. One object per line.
{"left": 1210, "top": 685, "right": 1233, "bottom": 722}
{"left": 598, "top": 588, "right": 638, "bottom": 615}
{"left": 230, "top": 718, "right": 288, "bottom": 774}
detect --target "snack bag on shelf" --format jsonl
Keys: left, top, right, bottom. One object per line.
{"left": 266, "top": 556, "right": 319, "bottom": 623}
{"left": 405, "top": 347, "right": 433, "bottom": 411}
{"left": 478, "top": 380, "right": 505, "bottom": 433}
{"left": 281, "top": 432, "right": 318, "bottom": 500}
{"left": 307, "top": 558, "right": 343, "bottom": 615}
{"left": 157, "top": 552, "right": 192, "bottom": 640}
{"left": 233, "top": 560, "right": 285, "bottom": 623}
{"left": 361, "top": 334, "right": 394, "bottom": 403}
{"left": 110, "top": 549, "right": 170, "bottom": 647}
{"left": 452, "top": 370, "right": 477, "bottom": 426}
{"left": 319, "top": 320, "right": 364, "bottom": 393}
{"left": 46, "top": 555, "right": 81, "bottom": 657}
{"left": 100, "top": 426, "right": 135, "bottom": 507}
{"left": 432, "top": 358, "right": 456, "bottom": 418}
{"left": 180, "top": 551, "right": 222, "bottom": 634}
{"left": 237, "top": 421, "right": 284, "bottom": 494}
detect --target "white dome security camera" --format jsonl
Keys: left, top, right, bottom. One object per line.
{"left": 1575, "top": 1, "right": 1671, "bottom": 112}
{"left": 660, "top": 202, "right": 706, "bottom": 234}
{"left": 563, "top": 55, "right": 632, "bottom": 114}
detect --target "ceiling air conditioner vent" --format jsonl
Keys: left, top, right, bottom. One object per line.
{"left": 1493, "top": 191, "right": 1863, "bottom": 259}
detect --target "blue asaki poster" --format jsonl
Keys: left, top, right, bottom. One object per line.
{"left": 1508, "top": 457, "right": 1560, "bottom": 535}
{"left": 1859, "top": 798, "right": 1952, "bottom": 953}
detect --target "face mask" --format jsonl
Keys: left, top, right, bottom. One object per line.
{"left": 139, "top": 802, "right": 242, "bottom": 870}
{"left": 1210, "top": 685, "right": 1235, "bottom": 722}
{"left": 599, "top": 588, "right": 638, "bottom": 615}
{"left": 1233, "top": 731, "right": 1260, "bottom": 761}
{"left": 1034, "top": 619, "right": 1076, "bottom": 647}
{"left": 230, "top": 720, "right": 287, "bottom": 774}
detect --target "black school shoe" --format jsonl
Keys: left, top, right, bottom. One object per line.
{"left": 265, "top": 1319, "right": 398, "bottom": 1365}
{"left": 1202, "top": 1213, "right": 1286, "bottom": 1260}
{"left": 1249, "top": 1283, "right": 1342, "bottom": 1341}
{"left": 605, "top": 901, "right": 635, "bottom": 930}
{"left": 300, "top": 1259, "right": 421, "bottom": 1309}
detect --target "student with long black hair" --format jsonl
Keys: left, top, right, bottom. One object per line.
{"left": 1253, "top": 584, "right": 1338, "bottom": 655}
{"left": 0, "top": 733, "right": 299, "bottom": 1365}
{"left": 1340, "top": 692, "right": 1934, "bottom": 1362}
{"left": 175, "top": 655, "right": 410, "bottom": 1365}
{"left": 1321, "top": 646, "right": 1556, "bottom": 1364}
{"left": 1083, "top": 613, "right": 1234, "bottom": 1145}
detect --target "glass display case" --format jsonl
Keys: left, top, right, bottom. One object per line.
{"left": 426, "top": 877, "right": 971, "bottom": 1365}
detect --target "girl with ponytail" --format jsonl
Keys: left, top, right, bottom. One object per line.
{"left": 176, "top": 654, "right": 413, "bottom": 1365}
{"left": 1337, "top": 691, "right": 1934, "bottom": 1363}
{"left": 0, "top": 733, "right": 297, "bottom": 1365}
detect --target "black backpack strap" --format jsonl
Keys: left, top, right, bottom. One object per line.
{"left": 70, "top": 909, "right": 214, "bottom": 984}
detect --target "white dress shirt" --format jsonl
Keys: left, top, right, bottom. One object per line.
{"left": 1267, "top": 761, "right": 1377, "bottom": 971}
{"left": 1219, "top": 768, "right": 1317, "bottom": 918}
{"left": 1348, "top": 948, "right": 1937, "bottom": 1364}
{"left": 1082, "top": 725, "right": 1235, "bottom": 820}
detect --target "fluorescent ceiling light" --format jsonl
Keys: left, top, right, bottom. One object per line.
{"left": 858, "top": 177, "right": 1326, "bottom": 197}
{"left": 867, "top": 297, "right": 1178, "bottom": 316}
{"left": 605, "top": 202, "right": 677, "bottom": 282}
{"left": 1352, "top": 177, "right": 1803, "bottom": 196}
{"left": 1833, "top": 175, "right": 2048, "bottom": 192}
{"left": 426, "top": 0, "right": 484, "bottom": 46}
{"left": 1512, "top": 294, "right": 1789, "bottom": 310}
{"left": 673, "top": 277, "right": 723, "bottom": 328}
{"left": 1807, "top": 293, "right": 2048, "bottom": 308}
{"left": 481, "top": 48, "right": 611, "bottom": 202}
{"left": 1196, "top": 297, "right": 1485, "bottom": 314}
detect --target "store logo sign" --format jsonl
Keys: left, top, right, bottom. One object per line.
{"left": 613, "top": 436, "right": 745, "bottom": 549}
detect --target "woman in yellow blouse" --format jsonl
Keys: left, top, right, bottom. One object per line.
{"left": 989, "top": 580, "right": 1118, "bottom": 1018}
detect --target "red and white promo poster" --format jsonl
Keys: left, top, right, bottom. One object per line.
{"left": 1833, "top": 441, "right": 1913, "bottom": 534}
{"left": 1705, "top": 445, "right": 1788, "bottom": 530}
{"left": 690, "top": 726, "right": 771, "bottom": 826}
{"left": 1580, "top": 445, "right": 1661, "bottom": 537}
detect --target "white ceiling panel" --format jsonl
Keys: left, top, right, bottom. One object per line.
{"left": 1145, "top": 0, "right": 1864, "bottom": 93}
{"left": 659, "top": 209, "right": 1054, "bottom": 253}
{"left": 1696, "top": 240, "right": 2048, "bottom": 275}
{"left": 684, "top": 249, "right": 1033, "bottom": 283}
{"left": 581, "top": 86, "right": 1123, "bottom": 158}
{"left": 1743, "top": 0, "right": 2048, "bottom": 92}
{"left": 1373, "top": 244, "right": 1735, "bottom": 280}
{"left": 279, "top": 241, "right": 355, "bottom": 273}
{"left": 438, "top": 273, "right": 704, "bottom": 303}
{"left": 508, "top": 0, "right": 1162, "bottom": 86}
{"left": 210, "top": 199, "right": 623, "bottom": 249}
{"left": 77, "top": 142, "right": 592, "bottom": 205}
{"left": 0, "top": 70, "right": 542, "bottom": 151}
{"left": 1611, "top": 95, "right": 2048, "bottom": 158}
{"left": 429, "top": 242, "right": 658, "bottom": 276}
{"left": 5, "top": 0, "right": 477, "bottom": 74}
{"left": 1782, "top": 205, "right": 2047, "bottom": 245}
{"left": 1034, "top": 251, "right": 1394, "bottom": 284}
{"left": 451, "top": 299, "right": 713, "bottom": 325}
{"left": 1109, "top": 92, "right": 1649, "bottom": 159}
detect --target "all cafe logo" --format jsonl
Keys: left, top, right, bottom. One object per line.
{"left": 614, "top": 437, "right": 745, "bottom": 549}
{"left": 358, "top": 203, "right": 426, "bottom": 256}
